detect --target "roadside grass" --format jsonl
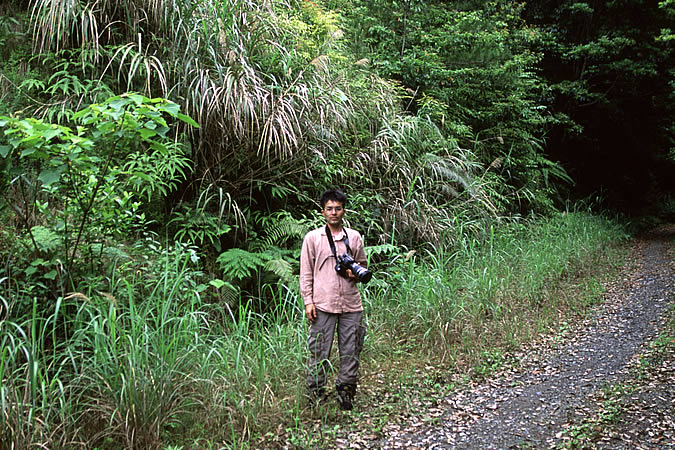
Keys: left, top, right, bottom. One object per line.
{"left": 0, "top": 244, "right": 310, "bottom": 449}
{"left": 0, "top": 211, "right": 630, "bottom": 448}
{"left": 365, "top": 211, "right": 628, "bottom": 368}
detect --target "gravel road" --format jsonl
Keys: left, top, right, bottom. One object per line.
{"left": 374, "top": 225, "right": 674, "bottom": 449}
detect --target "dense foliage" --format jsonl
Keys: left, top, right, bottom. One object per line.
{"left": 0, "top": 0, "right": 669, "bottom": 447}
{"left": 524, "top": 0, "right": 674, "bottom": 212}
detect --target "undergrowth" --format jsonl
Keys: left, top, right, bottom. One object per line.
{"left": 0, "top": 211, "right": 629, "bottom": 449}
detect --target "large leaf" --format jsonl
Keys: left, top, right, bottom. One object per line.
{"left": 38, "top": 166, "right": 65, "bottom": 187}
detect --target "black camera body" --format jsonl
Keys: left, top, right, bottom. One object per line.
{"left": 335, "top": 253, "right": 373, "bottom": 284}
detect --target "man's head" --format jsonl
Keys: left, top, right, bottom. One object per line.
{"left": 319, "top": 189, "right": 347, "bottom": 209}
{"left": 320, "top": 189, "right": 347, "bottom": 229}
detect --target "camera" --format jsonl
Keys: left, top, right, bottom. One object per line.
{"left": 335, "top": 254, "right": 373, "bottom": 284}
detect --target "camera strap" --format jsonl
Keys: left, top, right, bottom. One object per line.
{"left": 325, "top": 225, "right": 352, "bottom": 259}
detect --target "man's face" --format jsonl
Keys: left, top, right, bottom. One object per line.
{"left": 322, "top": 200, "right": 345, "bottom": 227}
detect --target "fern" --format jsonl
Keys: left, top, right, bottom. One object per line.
{"left": 216, "top": 210, "right": 305, "bottom": 283}
{"left": 263, "top": 246, "right": 299, "bottom": 281}
{"left": 263, "top": 258, "right": 294, "bottom": 283}
{"left": 251, "top": 212, "right": 309, "bottom": 251}
{"left": 216, "top": 248, "right": 266, "bottom": 280}
{"left": 365, "top": 244, "right": 399, "bottom": 256}
{"left": 535, "top": 155, "right": 574, "bottom": 187}
{"left": 30, "top": 225, "right": 62, "bottom": 252}
{"left": 208, "top": 279, "right": 240, "bottom": 306}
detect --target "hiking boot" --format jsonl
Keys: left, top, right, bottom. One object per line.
{"left": 336, "top": 383, "right": 356, "bottom": 410}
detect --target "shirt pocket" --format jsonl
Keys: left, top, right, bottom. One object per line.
{"left": 316, "top": 252, "right": 334, "bottom": 272}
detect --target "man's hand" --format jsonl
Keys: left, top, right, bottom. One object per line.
{"left": 346, "top": 269, "right": 358, "bottom": 281}
{"left": 305, "top": 303, "right": 317, "bottom": 322}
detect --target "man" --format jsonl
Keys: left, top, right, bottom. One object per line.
{"left": 300, "top": 188, "right": 368, "bottom": 410}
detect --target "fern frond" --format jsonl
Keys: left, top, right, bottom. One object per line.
{"left": 252, "top": 214, "right": 309, "bottom": 251}
{"left": 209, "top": 279, "right": 240, "bottom": 306}
{"left": 263, "top": 258, "right": 294, "bottom": 283}
{"left": 216, "top": 248, "right": 266, "bottom": 280}
{"left": 221, "top": 286, "right": 239, "bottom": 307}
{"left": 364, "top": 244, "right": 399, "bottom": 256}
{"left": 536, "top": 155, "right": 574, "bottom": 187}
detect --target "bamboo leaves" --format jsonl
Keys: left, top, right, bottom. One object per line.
{"left": 26, "top": 0, "right": 362, "bottom": 202}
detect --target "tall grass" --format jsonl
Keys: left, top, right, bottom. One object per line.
{"left": 1, "top": 242, "right": 311, "bottom": 449}
{"left": 0, "top": 211, "right": 628, "bottom": 448}
{"left": 0, "top": 295, "right": 77, "bottom": 448}
{"left": 363, "top": 211, "right": 629, "bottom": 368}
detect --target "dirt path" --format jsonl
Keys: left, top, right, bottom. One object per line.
{"left": 374, "top": 225, "right": 674, "bottom": 449}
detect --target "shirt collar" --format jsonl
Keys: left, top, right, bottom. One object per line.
{"left": 323, "top": 226, "right": 346, "bottom": 240}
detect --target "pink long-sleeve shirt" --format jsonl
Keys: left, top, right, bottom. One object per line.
{"left": 299, "top": 226, "right": 367, "bottom": 313}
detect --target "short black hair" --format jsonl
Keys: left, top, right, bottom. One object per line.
{"left": 320, "top": 189, "right": 347, "bottom": 208}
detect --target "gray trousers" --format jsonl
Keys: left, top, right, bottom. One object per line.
{"left": 307, "top": 310, "right": 365, "bottom": 390}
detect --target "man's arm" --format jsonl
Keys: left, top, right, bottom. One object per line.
{"left": 299, "top": 232, "right": 317, "bottom": 321}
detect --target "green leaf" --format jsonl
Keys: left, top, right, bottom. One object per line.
{"left": 19, "top": 135, "right": 42, "bottom": 147}
{"left": 38, "top": 167, "right": 65, "bottom": 187}
{"left": 95, "top": 121, "right": 116, "bottom": 133}
{"left": 155, "top": 126, "right": 169, "bottom": 137}
{"left": 177, "top": 113, "right": 200, "bottom": 128}
{"left": 138, "top": 127, "right": 156, "bottom": 140}
{"left": 162, "top": 102, "right": 181, "bottom": 116}
{"left": 126, "top": 93, "right": 146, "bottom": 105}
{"left": 41, "top": 127, "right": 62, "bottom": 141}
{"left": 108, "top": 97, "right": 128, "bottom": 111}
{"left": 44, "top": 270, "right": 58, "bottom": 280}
{"left": 19, "top": 78, "right": 46, "bottom": 92}
{"left": 131, "top": 171, "right": 154, "bottom": 183}
{"left": 209, "top": 279, "right": 227, "bottom": 289}
{"left": 0, "top": 144, "right": 10, "bottom": 157}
